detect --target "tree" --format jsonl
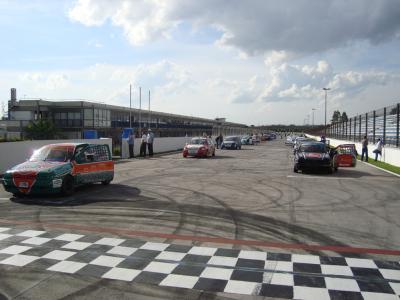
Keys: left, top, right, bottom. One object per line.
{"left": 390, "top": 106, "right": 399, "bottom": 115}
{"left": 25, "top": 119, "right": 59, "bottom": 140}
{"left": 331, "top": 110, "right": 341, "bottom": 123}
{"left": 341, "top": 112, "right": 348, "bottom": 122}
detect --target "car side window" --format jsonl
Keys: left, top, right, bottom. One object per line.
{"left": 92, "top": 145, "right": 110, "bottom": 162}
{"left": 74, "top": 146, "right": 92, "bottom": 164}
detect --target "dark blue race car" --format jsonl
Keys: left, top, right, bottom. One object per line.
{"left": 293, "top": 142, "right": 338, "bottom": 174}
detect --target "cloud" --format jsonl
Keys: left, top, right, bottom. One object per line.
{"left": 20, "top": 72, "right": 70, "bottom": 90}
{"left": 68, "top": 0, "right": 400, "bottom": 56}
{"left": 230, "top": 76, "right": 265, "bottom": 103}
{"left": 222, "top": 60, "right": 398, "bottom": 104}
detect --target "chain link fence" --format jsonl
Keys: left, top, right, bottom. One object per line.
{"left": 327, "top": 103, "right": 400, "bottom": 147}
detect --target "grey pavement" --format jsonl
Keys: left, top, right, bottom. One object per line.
{"left": 0, "top": 140, "right": 399, "bottom": 299}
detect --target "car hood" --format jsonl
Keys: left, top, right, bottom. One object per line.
{"left": 7, "top": 160, "right": 70, "bottom": 174}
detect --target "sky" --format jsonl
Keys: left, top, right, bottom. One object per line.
{"left": 0, "top": 0, "right": 399, "bottom": 125}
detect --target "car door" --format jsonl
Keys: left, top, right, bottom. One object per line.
{"left": 72, "top": 144, "right": 94, "bottom": 184}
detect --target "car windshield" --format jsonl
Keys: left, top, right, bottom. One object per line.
{"left": 190, "top": 138, "right": 207, "bottom": 145}
{"left": 225, "top": 137, "right": 236, "bottom": 141}
{"left": 300, "top": 144, "right": 326, "bottom": 153}
{"left": 30, "top": 145, "right": 74, "bottom": 162}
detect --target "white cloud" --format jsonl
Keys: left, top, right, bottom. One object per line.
{"left": 68, "top": 0, "right": 400, "bottom": 56}
{"left": 222, "top": 60, "right": 398, "bottom": 107}
{"left": 20, "top": 72, "right": 70, "bottom": 90}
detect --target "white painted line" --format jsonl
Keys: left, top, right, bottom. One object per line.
{"left": 0, "top": 198, "right": 9, "bottom": 200}
{"left": 358, "top": 160, "right": 400, "bottom": 178}
{"left": 287, "top": 175, "right": 343, "bottom": 180}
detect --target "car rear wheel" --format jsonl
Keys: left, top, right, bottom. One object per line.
{"left": 101, "top": 179, "right": 111, "bottom": 185}
{"left": 212, "top": 150, "right": 215, "bottom": 156}
{"left": 61, "top": 175, "right": 75, "bottom": 196}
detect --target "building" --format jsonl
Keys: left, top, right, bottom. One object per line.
{"left": 5, "top": 89, "right": 248, "bottom": 143}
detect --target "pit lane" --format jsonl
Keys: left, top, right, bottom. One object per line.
{"left": 0, "top": 140, "right": 399, "bottom": 299}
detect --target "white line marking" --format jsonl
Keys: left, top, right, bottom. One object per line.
{"left": 286, "top": 175, "right": 342, "bottom": 180}
{"left": 0, "top": 198, "right": 9, "bottom": 200}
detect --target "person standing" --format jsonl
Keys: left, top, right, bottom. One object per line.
{"left": 215, "top": 135, "right": 220, "bottom": 149}
{"left": 147, "top": 128, "right": 155, "bottom": 157}
{"left": 218, "top": 133, "right": 223, "bottom": 148}
{"left": 140, "top": 130, "right": 147, "bottom": 157}
{"left": 373, "top": 138, "right": 383, "bottom": 161}
{"left": 128, "top": 131, "right": 135, "bottom": 158}
{"left": 361, "top": 135, "right": 369, "bottom": 162}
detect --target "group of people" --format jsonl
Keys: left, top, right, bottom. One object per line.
{"left": 128, "top": 129, "right": 155, "bottom": 158}
{"left": 361, "top": 136, "right": 383, "bottom": 162}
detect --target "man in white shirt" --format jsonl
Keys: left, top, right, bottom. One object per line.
{"left": 140, "top": 130, "right": 147, "bottom": 157}
{"left": 373, "top": 138, "right": 383, "bottom": 161}
{"left": 147, "top": 129, "right": 155, "bottom": 157}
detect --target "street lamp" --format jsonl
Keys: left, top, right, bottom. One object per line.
{"left": 312, "top": 108, "right": 316, "bottom": 127}
{"left": 323, "top": 88, "right": 330, "bottom": 136}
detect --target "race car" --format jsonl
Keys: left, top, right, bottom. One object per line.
{"left": 1, "top": 143, "right": 114, "bottom": 196}
{"left": 293, "top": 141, "right": 338, "bottom": 174}
{"left": 183, "top": 137, "right": 216, "bottom": 158}
{"left": 335, "top": 144, "right": 357, "bottom": 167}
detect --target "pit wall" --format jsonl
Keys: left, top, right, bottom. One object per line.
{"left": 120, "top": 137, "right": 187, "bottom": 158}
{"left": 306, "top": 134, "right": 400, "bottom": 167}
{"left": 0, "top": 137, "right": 188, "bottom": 174}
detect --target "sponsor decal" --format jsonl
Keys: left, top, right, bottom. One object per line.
{"left": 305, "top": 153, "right": 323, "bottom": 159}
{"left": 52, "top": 179, "right": 63, "bottom": 188}
{"left": 12, "top": 171, "right": 38, "bottom": 194}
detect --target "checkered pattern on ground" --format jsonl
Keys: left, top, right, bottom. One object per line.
{"left": 0, "top": 226, "right": 400, "bottom": 299}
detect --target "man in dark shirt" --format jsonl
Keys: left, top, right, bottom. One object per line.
{"left": 361, "top": 135, "right": 368, "bottom": 162}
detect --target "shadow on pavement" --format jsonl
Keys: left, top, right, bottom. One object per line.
{"left": 10, "top": 184, "right": 145, "bottom": 206}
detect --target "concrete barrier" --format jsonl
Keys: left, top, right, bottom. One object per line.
{"left": 306, "top": 135, "right": 400, "bottom": 167}
{"left": 122, "top": 137, "right": 187, "bottom": 158}
{"left": 0, "top": 137, "right": 190, "bottom": 174}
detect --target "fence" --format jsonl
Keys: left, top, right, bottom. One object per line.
{"left": 327, "top": 103, "right": 400, "bottom": 147}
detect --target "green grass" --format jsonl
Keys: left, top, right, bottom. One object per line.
{"left": 357, "top": 155, "right": 400, "bottom": 175}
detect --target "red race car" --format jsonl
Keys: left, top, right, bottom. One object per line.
{"left": 183, "top": 137, "right": 216, "bottom": 158}
{"left": 336, "top": 144, "right": 357, "bottom": 167}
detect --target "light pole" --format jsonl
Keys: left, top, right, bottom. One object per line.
{"left": 323, "top": 88, "right": 330, "bottom": 136}
{"left": 312, "top": 108, "right": 316, "bottom": 127}
{"left": 139, "top": 87, "right": 142, "bottom": 133}
{"left": 129, "top": 84, "right": 132, "bottom": 128}
{"left": 148, "top": 90, "right": 151, "bottom": 128}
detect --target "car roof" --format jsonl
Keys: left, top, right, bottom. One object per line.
{"left": 45, "top": 143, "right": 86, "bottom": 147}
{"left": 300, "top": 141, "right": 325, "bottom": 146}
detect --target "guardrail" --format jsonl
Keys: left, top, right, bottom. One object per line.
{"left": 327, "top": 103, "right": 400, "bottom": 147}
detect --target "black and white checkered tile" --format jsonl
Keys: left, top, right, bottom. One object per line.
{"left": 1, "top": 226, "right": 400, "bottom": 299}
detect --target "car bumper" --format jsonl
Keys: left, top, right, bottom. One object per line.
{"left": 2, "top": 178, "right": 62, "bottom": 195}
{"left": 297, "top": 160, "right": 332, "bottom": 169}
{"left": 221, "top": 144, "right": 238, "bottom": 149}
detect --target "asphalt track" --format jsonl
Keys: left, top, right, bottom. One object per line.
{"left": 0, "top": 140, "right": 399, "bottom": 299}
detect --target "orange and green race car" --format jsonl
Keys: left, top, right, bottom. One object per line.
{"left": 1, "top": 143, "right": 114, "bottom": 196}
